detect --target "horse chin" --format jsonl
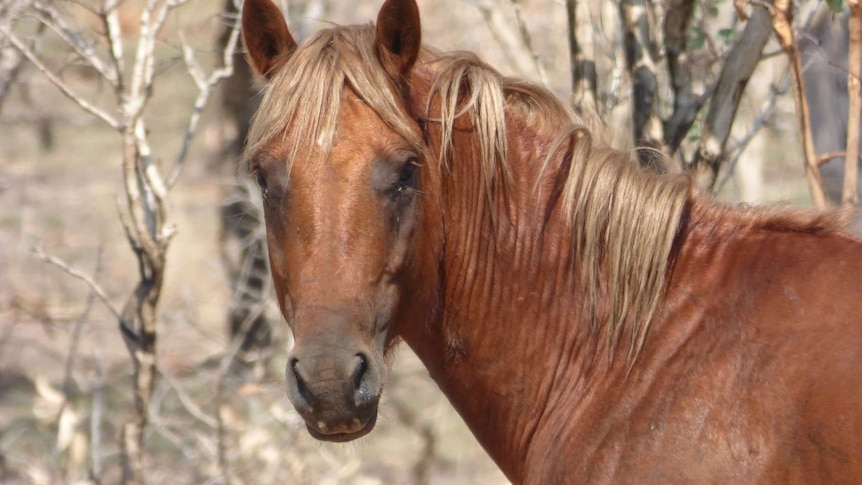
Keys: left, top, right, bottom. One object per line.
{"left": 305, "top": 412, "right": 378, "bottom": 443}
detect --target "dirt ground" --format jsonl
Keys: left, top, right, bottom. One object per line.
{"left": 0, "top": 0, "right": 813, "bottom": 483}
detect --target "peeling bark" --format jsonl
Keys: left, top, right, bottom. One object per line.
{"left": 620, "top": 0, "right": 665, "bottom": 170}
{"left": 566, "top": 0, "right": 598, "bottom": 112}
{"left": 663, "top": 0, "right": 697, "bottom": 156}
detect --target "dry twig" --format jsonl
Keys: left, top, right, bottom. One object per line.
{"left": 717, "top": 74, "right": 789, "bottom": 192}
{"left": 33, "top": 245, "right": 121, "bottom": 320}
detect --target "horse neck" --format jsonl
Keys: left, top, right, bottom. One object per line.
{"left": 394, "top": 79, "right": 614, "bottom": 481}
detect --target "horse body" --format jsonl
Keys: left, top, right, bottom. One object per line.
{"left": 405, "top": 58, "right": 862, "bottom": 481}
{"left": 240, "top": 0, "right": 862, "bottom": 482}
{"left": 524, "top": 218, "right": 862, "bottom": 483}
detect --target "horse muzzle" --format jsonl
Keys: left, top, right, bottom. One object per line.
{"left": 285, "top": 344, "right": 383, "bottom": 442}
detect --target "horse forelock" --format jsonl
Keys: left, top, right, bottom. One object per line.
{"left": 244, "top": 24, "right": 425, "bottom": 173}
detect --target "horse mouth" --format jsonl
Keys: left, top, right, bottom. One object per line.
{"left": 305, "top": 413, "right": 378, "bottom": 443}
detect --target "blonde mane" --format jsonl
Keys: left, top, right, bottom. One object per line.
{"left": 245, "top": 23, "right": 694, "bottom": 363}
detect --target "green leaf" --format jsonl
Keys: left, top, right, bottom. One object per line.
{"left": 825, "top": 0, "right": 846, "bottom": 12}
{"left": 687, "top": 122, "right": 702, "bottom": 143}
{"left": 687, "top": 27, "right": 706, "bottom": 50}
{"left": 717, "top": 28, "right": 736, "bottom": 45}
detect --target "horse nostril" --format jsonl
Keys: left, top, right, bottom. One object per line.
{"left": 291, "top": 358, "right": 312, "bottom": 406}
{"left": 352, "top": 353, "right": 376, "bottom": 406}
{"left": 352, "top": 353, "right": 368, "bottom": 391}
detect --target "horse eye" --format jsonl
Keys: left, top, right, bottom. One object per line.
{"left": 396, "top": 159, "right": 417, "bottom": 190}
{"left": 256, "top": 171, "right": 269, "bottom": 199}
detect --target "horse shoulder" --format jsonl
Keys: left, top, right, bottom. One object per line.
{"left": 655, "top": 226, "right": 862, "bottom": 479}
{"left": 523, "top": 227, "right": 862, "bottom": 483}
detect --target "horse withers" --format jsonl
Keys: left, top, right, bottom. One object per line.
{"left": 240, "top": 0, "right": 862, "bottom": 482}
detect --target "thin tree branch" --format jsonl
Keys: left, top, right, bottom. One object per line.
{"left": 168, "top": 15, "right": 241, "bottom": 187}
{"left": 843, "top": 0, "right": 861, "bottom": 207}
{"left": 211, "top": 294, "right": 272, "bottom": 484}
{"left": 90, "top": 347, "right": 104, "bottom": 480}
{"left": 27, "top": 0, "right": 118, "bottom": 85}
{"left": 717, "top": 75, "right": 788, "bottom": 192}
{"left": 50, "top": 246, "right": 103, "bottom": 483}
{"left": 0, "top": 24, "right": 122, "bottom": 129}
{"left": 60, "top": 246, "right": 104, "bottom": 397}
{"left": 817, "top": 151, "right": 862, "bottom": 167}
{"left": 765, "top": 0, "right": 827, "bottom": 208}
{"left": 155, "top": 363, "right": 219, "bottom": 428}
{"left": 0, "top": 49, "right": 22, "bottom": 113}
{"left": 101, "top": 0, "right": 126, "bottom": 98}
{"left": 33, "top": 245, "right": 122, "bottom": 320}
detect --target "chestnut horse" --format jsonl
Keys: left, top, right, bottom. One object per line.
{"left": 240, "top": 0, "right": 862, "bottom": 482}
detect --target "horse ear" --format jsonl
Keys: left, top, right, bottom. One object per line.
{"left": 375, "top": 0, "right": 421, "bottom": 82}
{"left": 242, "top": 0, "right": 297, "bottom": 81}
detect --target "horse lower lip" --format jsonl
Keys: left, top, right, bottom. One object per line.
{"left": 306, "top": 413, "right": 377, "bottom": 443}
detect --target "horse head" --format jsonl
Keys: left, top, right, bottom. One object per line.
{"left": 241, "top": 0, "right": 426, "bottom": 442}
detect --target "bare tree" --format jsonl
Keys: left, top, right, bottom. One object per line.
{"left": 0, "top": 1, "right": 240, "bottom": 482}
{"left": 560, "top": 0, "right": 859, "bottom": 207}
